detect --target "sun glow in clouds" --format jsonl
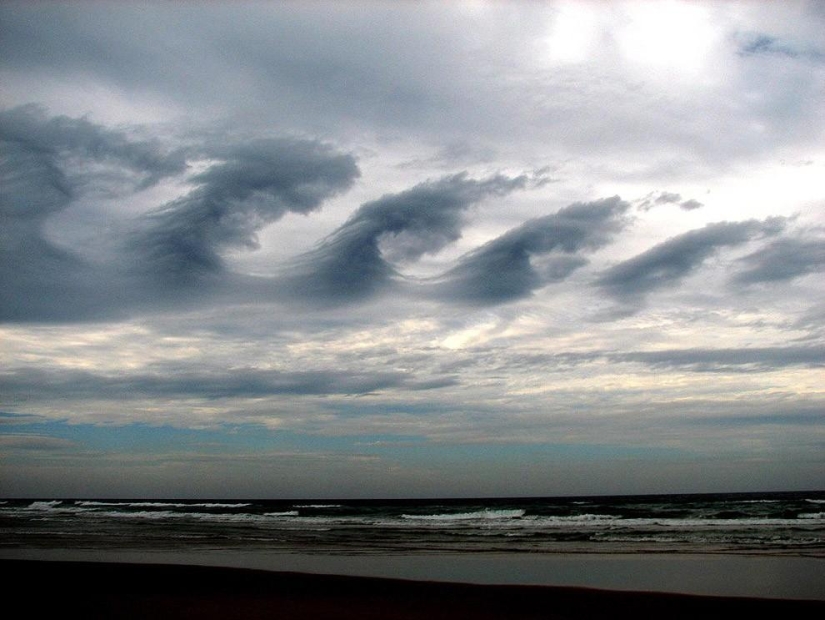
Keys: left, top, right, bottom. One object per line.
{"left": 544, "top": 3, "right": 600, "bottom": 64}
{"left": 616, "top": 1, "right": 717, "bottom": 75}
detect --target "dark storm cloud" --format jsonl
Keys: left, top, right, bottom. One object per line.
{"left": 733, "top": 236, "right": 825, "bottom": 284}
{"left": 430, "top": 196, "right": 630, "bottom": 305}
{"left": 596, "top": 218, "right": 787, "bottom": 304}
{"left": 0, "top": 105, "right": 186, "bottom": 322}
{"left": 0, "top": 366, "right": 446, "bottom": 401}
{"left": 283, "top": 173, "right": 527, "bottom": 304}
{"left": 131, "top": 139, "right": 359, "bottom": 284}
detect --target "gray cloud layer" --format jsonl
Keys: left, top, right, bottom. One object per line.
{"left": 616, "top": 344, "right": 825, "bottom": 372}
{"left": 0, "top": 366, "right": 453, "bottom": 401}
{"left": 505, "top": 344, "right": 825, "bottom": 374}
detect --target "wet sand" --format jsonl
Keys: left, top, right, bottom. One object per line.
{"left": 5, "top": 559, "right": 822, "bottom": 619}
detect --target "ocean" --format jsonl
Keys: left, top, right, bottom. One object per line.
{"left": 3, "top": 490, "right": 824, "bottom": 555}
{"left": 3, "top": 491, "right": 824, "bottom": 599}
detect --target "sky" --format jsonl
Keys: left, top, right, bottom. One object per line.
{"left": 1, "top": 1, "right": 824, "bottom": 499}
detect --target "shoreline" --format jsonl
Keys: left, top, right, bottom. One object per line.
{"left": 3, "top": 548, "right": 823, "bottom": 600}
{"left": 4, "top": 559, "right": 822, "bottom": 619}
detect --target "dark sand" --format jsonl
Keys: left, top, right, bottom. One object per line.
{"left": 5, "top": 559, "right": 822, "bottom": 619}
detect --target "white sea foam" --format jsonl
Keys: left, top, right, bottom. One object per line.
{"left": 263, "top": 511, "right": 300, "bottom": 518}
{"left": 596, "top": 535, "right": 684, "bottom": 543}
{"left": 192, "top": 503, "right": 252, "bottom": 508}
{"left": 294, "top": 504, "right": 344, "bottom": 509}
{"left": 97, "top": 510, "right": 184, "bottom": 519}
{"left": 402, "top": 509, "right": 526, "bottom": 521}
{"left": 84, "top": 502, "right": 191, "bottom": 508}
{"left": 27, "top": 500, "right": 63, "bottom": 510}
{"left": 553, "top": 513, "right": 621, "bottom": 522}
{"left": 83, "top": 509, "right": 259, "bottom": 522}
{"left": 196, "top": 512, "right": 267, "bottom": 522}
{"left": 798, "top": 512, "right": 825, "bottom": 519}
{"left": 77, "top": 501, "right": 252, "bottom": 509}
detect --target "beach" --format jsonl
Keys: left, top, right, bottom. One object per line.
{"left": 2, "top": 494, "right": 823, "bottom": 606}
{"left": 5, "top": 559, "right": 823, "bottom": 619}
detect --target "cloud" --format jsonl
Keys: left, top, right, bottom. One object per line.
{"left": 654, "top": 191, "right": 682, "bottom": 205}
{"left": 733, "top": 235, "right": 825, "bottom": 284}
{"left": 507, "top": 344, "right": 825, "bottom": 374}
{"left": 429, "top": 196, "right": 630, "bottom": 305}
{"left": 0, "top": 411, "right": 42, "bottom": 425}
{"left": 737, "top": 32, "right": 825, "bottom": 62}
{"left": 596, "top": 217, "right": 787, "bottom": 305}
{"left": 131, "top": 138, "right": 360, "bottom": 285}
{"left": 616, "top": 344, "right": 825, "bottom": 373}
{"left": 0, "top": 105, "right": 186, "bottom": 322}
{"left": 679, "top": 199, "right": 704, "bottom": 211}
{"left": 0, "top": 104, "right": 186, "bottom": 189}
{"left": 283, "top": 173, "right": 528, "bottom": 304}
{"left": 637, "top": 191, "right": 703, "bottom": 211}
{"left": 682, "top": 409, "right": 824, "bottom": 427}
{"left": 0, "top": 366, "right": 454, "bottom": 402}
{"left": 0, "top": 106, "right": 363, "bottom": 321}
{"left": 0, "top": 435, "right": 77, "bottom": 451}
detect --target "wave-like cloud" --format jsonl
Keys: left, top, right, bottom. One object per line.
{"left": 2, "top": 107, "right": 814, "bottom": 325}
{"left": 282, "top": 173, "right": 528, "bottom": 304}
{"left": 596, "top": 217, "right": 787, "bottom": 309}
{"left": 131, "top": 139, "right": 360, "bottom": 284}
{"left": 429, "top": 196, "right": 630, "bottom": 305}
{"left": 0, "top": 105, "right": 186, "bottom": 321}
